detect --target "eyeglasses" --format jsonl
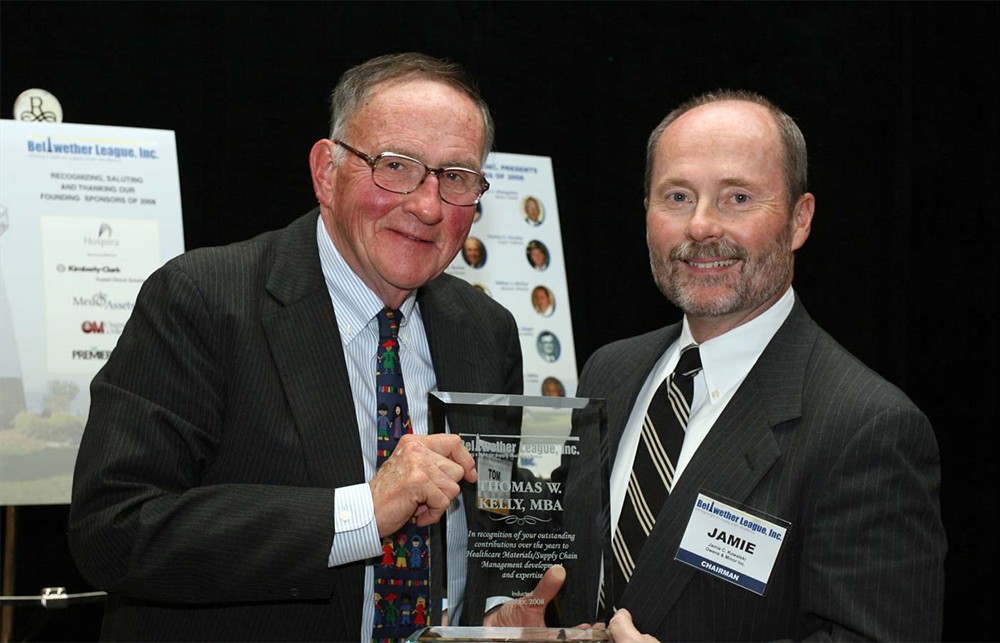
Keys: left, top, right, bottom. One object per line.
{"left": 334, "top": 140, "right": 490, "bottom": 207}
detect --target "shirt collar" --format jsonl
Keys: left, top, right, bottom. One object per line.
{"left": 315, "top": 215, "right": 417, "bottom": 341}
{"left": 679, "top": 287, "right": 795, "bottom": 404}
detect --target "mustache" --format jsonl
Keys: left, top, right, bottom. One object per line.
{"left": 670, "top": 240, "right": 749, "bottom": 263}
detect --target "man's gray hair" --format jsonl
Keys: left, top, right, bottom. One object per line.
{"left": 328, "top": 52, "right": 494, "bottom": 165}
{"left": 644, "top": 89, "right": 808, "bottom": 205}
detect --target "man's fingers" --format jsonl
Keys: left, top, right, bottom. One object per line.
{"left": 414, "top": 484, "right": 455, "bottom": 527}
{"left": 371, "top": 434, "right": 477, "bottom": 535}
{"left": 610, "top": 607, "right": 632, "bottom": 622}
{"left": 432, "top": 457, "right": 468, "bottom": 485}
{"left": 609, "top": 608, "right": 659, "bottom": 642}
{"left": 409, "top": 434, "right": 478, "bottom": 482}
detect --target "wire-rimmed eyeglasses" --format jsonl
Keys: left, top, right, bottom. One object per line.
{"left": 334, "top": 140, "right": 490, "bottom": 207}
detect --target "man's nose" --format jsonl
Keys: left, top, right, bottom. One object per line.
{"left": 404, "top": 173, "right": 445, "bottom": 223}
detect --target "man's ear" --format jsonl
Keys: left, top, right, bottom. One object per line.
{"left": 791, "top": 192, "right": 815, "bottom": 251}
{"left": 309, "top": 139, "right": 336, "bottom": 207}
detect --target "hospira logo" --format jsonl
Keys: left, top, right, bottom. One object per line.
{"left": 85, "top": 222, "right": 119, "bottom": 248}
{"left": 25, "top": 137, "right": 159, "bottom": 159}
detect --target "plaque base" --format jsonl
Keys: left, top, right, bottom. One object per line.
{"left": 405, "top": 626, "right": 612, "bottom": 642}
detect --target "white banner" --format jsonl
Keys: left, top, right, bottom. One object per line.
{"left": 445, "top": 153, "right": 577, "bottom": 398}
{"left": 0, "top": 120, "right": 185, "bottom": 505}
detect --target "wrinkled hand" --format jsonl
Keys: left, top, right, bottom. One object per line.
{"left": 609, "top": 608, "right": 659, "bottom": 642}
{"left": 369, "top": 434, "right": 477, "bottom": 537}
{"left": 484, "top": 564, "right": 566, "bottom": 627}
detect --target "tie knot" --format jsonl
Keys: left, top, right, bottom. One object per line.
{"left": 674, "top": 344, "right": 702, "bottom": 379}
{"left": 377, "top": 307, "right": 403, "bottom": 341}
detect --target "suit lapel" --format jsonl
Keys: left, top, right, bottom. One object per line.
{"left": 622, "top": 301, "right": 816, "bottom": 632}
{"left": 419, "top": 280, "right": 477, "bottom": 391}
{"left": 261, "top": 212, "right": 365, "bottom": 489}
{"left": 605, "top": 326, "right": 682, "bottom": 458}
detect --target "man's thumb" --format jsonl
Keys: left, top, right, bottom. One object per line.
{"left": 531, "top": 564, "right": 566, "bottom": 603}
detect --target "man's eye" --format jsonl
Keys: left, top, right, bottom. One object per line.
{"left": 385, "top": 161, "right": 406, "bottom": 172}
{"left": 670, "top": 193, "right": 688, "bottom": 203}
{"left": 733, "top": 194, "right": 750, "bottom": 204}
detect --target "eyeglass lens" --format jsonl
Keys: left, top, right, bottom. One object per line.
{"left": 372, "top": 156, "right": 484, "bottom": 206}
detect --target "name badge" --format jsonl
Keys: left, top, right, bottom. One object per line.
{"left": 674, "top": 491, "right": 790, "bottom": 596}
{"left": 475, "top": 447, "right": 514, "bottom": 515}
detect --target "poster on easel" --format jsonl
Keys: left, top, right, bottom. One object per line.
{"left": 0, "top": 120, "right": 185, "bottom": 505}
{"left": 445, "top": 153, "right": 577, "bottom": 399}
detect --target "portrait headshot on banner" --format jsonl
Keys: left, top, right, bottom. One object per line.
{"left": 532, "top": 285, "right": 555, "bottom": 317}
{"left": 462, "top": 236, "right": 487, "bottom": 268}
{"left": 536, "top": 331, "right": 560, "bottom": 363}
{"left": 523, "top": 195, "right": 544, "bottom": 226}
{"left": 541, "top": 376, "right": 565, "bottom": 397}
{"left": 526, "top": 239, "right": 550, "bottom": 271}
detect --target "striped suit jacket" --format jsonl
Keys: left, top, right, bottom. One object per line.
{"left": 573, "top": 298, "right": 946, "bottom": 641}
{"left": 68, "top": 210, "right": 523, "bottom": 642}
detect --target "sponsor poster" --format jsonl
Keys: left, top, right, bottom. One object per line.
{"left": 0, "top": 120, "right": 184, "bottom": 505}
{"left": 445, "top": 153, "right": 577, "bottom": 399}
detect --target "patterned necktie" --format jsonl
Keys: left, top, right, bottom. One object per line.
{"left": 609, "top": 343, "right": 702, "bottom": 608}
{"left": 372, "top": 308, "right": 430, "bottom": 642}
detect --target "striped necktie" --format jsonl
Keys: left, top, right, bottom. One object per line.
{"left": 609, "top": 343, "right": 701, "bottom": 608}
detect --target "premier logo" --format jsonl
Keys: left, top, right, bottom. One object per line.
{"left": 71, "top": 348, "right": 112, "bottom": 360}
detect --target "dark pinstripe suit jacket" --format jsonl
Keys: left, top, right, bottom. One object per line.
{"left": 68, "top": 210, "right": 523, "bottom": 642}
{"left": 573, "top": 298, "right": 946, "bottom": 641}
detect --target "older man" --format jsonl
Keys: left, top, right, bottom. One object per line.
{"left": 69, "top": 53, "right": 522, "bottom": 642}
{"left": 572, "top": 90, "right": 946, "bottom": 641}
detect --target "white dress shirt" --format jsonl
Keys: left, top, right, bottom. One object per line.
{"left": 315, "top": 217, "right": 469, "bottom": 638}
{"left": 610, "top": 288, "right": 796, "bottom": 531}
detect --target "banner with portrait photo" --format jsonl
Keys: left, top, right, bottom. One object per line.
{"left": 445, "top": 153, "right": 577, "bottom": 399}
{"left": 0, "top": 119, "right": 184, "bottom": 505}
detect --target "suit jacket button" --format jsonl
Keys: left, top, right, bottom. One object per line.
{"left": 289, "top": 588, "right": 301, "bottom": 598}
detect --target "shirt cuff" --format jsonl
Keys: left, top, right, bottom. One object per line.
{"left": 328, "top": 482, "right": 381, "bottom": 567}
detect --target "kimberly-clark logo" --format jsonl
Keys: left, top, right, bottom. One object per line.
{"left": 57, "top": 264, "right": 121, "bottom": 273}
{"left": 72, "top": 292, "right": 134, "bottom": 312}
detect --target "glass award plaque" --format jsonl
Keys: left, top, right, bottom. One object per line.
{"left": 427, "top": 392, "right": 611, "bottom": 635}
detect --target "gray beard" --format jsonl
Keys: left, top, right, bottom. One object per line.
{"left": 650, "top": 224, "right": 794, "bottom": 318}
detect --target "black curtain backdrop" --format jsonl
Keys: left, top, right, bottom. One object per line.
{"left": 1, "top": 2, "right": 997, "bottom": 641}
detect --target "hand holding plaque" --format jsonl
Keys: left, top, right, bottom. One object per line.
{"left": 369, "top": 433, "right": 478, "bottom": 536}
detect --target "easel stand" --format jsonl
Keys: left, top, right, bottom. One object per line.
{"left": 2, "top": 505, "right": 16, "bottom": 643}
